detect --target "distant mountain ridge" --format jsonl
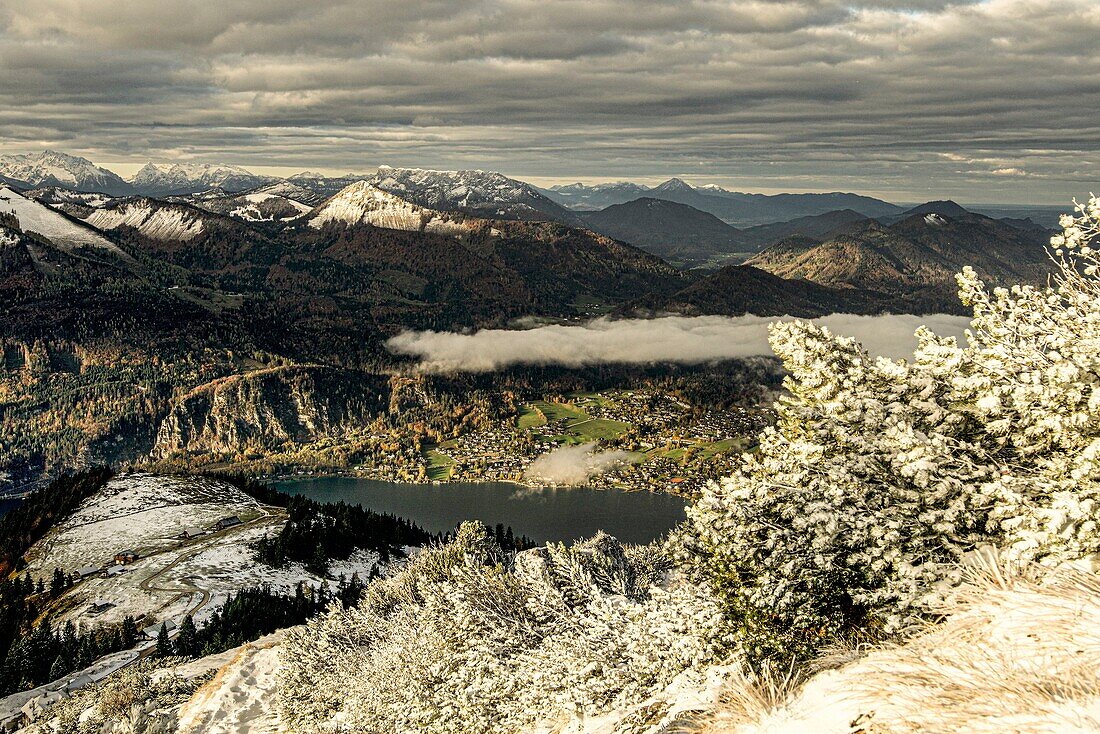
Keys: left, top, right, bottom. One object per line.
{"left": 369, "top": 165, "right": 579, "bottom": 224}
{"left": 1, "top": 150, "right": 912, "bottom": 229}
{"left": 745, "top": 202, "right": 1054, "bottom": 312}
{"left": 579, "top": 198, "right": 746, "bottom": 266}
{"left": 546, "top": 177, "right": 904, "bottom": 226}
{"left": 130, "top": 162, "right": 280, "bottom": 196}
{"left": 0, "top": 151, "right": 133, "bottom": 196}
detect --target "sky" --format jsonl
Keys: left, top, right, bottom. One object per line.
{"left": 0, "top": 0, "right": 1096, "bottom": 204}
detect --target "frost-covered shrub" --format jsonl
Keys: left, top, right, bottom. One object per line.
{"left": 686, "top": 196, "right": 1100, "bottom": 661}
{"left": 278, "top": 522, "right": 725, "bottom": 733}
{"left": 22, "top": 658, "right": 210, "bottom": 734}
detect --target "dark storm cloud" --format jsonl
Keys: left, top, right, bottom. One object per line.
{"left": 0, "top": 0, "right": 1096, "bottom": 201}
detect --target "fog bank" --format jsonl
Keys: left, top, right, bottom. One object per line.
{"left": 387, "top": 314, "right": 971, "bottom": 372}
{"left": 523, "top": 444, "right": 632, "bottom": 486}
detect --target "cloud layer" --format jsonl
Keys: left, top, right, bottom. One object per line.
{"left": 386, "top": 313, "right": 972, "bottom": 371}
{"left": 0, "top": 0, "right": 1097, "bottom": 201}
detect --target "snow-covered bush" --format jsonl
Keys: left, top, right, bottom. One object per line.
{"left": 686, "top": 196, "right": 1100, "bottom": 661}
{"left": 21, "top": 659, "right": 210, "bottom": 734}
{"left": 278, "top": 522, "right": 725, "bottom": 733}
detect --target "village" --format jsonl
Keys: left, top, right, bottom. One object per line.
{"left": 350, "top": 387, "right": 764, "bottom": 495}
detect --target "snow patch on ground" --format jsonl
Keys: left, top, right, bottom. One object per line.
{"left": 176, "top": 630, "right": 289, "bottom": 734}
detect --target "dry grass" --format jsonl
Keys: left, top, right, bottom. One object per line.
{"left": 698, "top": 562, "right": 1100, "bottom": 733}
{"left": 691, "top": 661, "right": 806, "bottom": 734}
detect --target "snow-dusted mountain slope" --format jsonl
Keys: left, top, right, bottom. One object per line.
{"left": 190, "top": 181, "right": 318, "bottom": 223}
{"left": 24, "top": 187, "right": 117, "bottom": 209}
{"left": 130, "top": 162, "right": 278, "bottom": 196}
{"left": 0, "top": 151, "right": 133, "bottom": 196}
{"left": 0, "top": 186, "right": 126, "bottom": 254}
{"left": 228, "top": 192, "right": 312, "bottom": 223}
{"left": 370, "top": 165, "right": 574, "bottom": 222}
{"left": 287, "top": 171, "right": 374, "bottom": 199}
{"left": 84, "top": 199, "right": 207, "bottom": 241}
{"left": 308, "top": 180, "right": 471, "bottom": 236}
{"left": 247, "top": 180, "right": 324, "bottom": 205}
{"left": 19, "top": 473, "right": 358, "bottom": 631}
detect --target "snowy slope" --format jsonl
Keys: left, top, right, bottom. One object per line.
{"left": 308, "top": 180, "right": 470, "bottom": 236}
{"left": 84, "top": 199, "right": 207, "bottom": 241}
{"left": 228, "top": 192, "right": 312, "bottom": 223}
{"left": 185, "top": 182, "right": 316, "bottom": 224}
{"left": 19, "top": 474, "right": 345, "bottom": 631}
{"left": 0, "top": 151, "right": 133, "bottom": 195}
{"left": 0, "top": 186, "right": 126, "bottom": 255}
{"left": 24, "top": 187, "right": 116, "bottom": 209}
{"left": 175, "top": 630, "right": 288, "bottom": 734}
{"left": 248, "top": 180, "right": 322, "bottom": 205}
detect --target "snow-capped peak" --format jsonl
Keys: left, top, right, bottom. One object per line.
{"left": 308, "top": 181, "right": 468, "bottom": 236}
{"left": 0, "top": 150, "right": 133, "bottom": 195}
{"left": 368, "top": 166, "right": 564, "bottom": 220}
{"left": 129, "top": 161, "right": 277, "bottom": 196}
{"left": 651, "top": 177, "right": 695, "bottom": 193}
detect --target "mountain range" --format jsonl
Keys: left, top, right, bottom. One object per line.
{"left": 0, "top": 151, "right": 133, "bottom": 196}
{"left": 546, "top": 177, "right": 905, "bottom": 226}
{"left": 0, "top": 157, "right": 1063, "bottom": 491}
{"left": 0, "top": 149, "right": 1057, "bottom": 327}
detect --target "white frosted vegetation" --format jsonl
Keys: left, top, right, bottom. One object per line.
{"left": 278, "top": 523, "right": 724, "bottom": 733}
{"left": 686, "top": 194, "right": 1100, "bottom": 659}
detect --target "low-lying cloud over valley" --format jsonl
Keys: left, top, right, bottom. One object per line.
{"left": 522, "top": 444, "right": 633, "bottom": 487}
{"left": 386, "top": 313, "right": 972, "bottom": 372}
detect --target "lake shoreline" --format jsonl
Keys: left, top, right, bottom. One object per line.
{"left": 275, "top": 476, "right": 688, "bottom": 545}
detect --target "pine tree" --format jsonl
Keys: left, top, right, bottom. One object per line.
{"left": 175, "top": 615, "right": 197, "bottom": 657}
{"left": 308, "top": 543, "right": 328, "bottom": 576}
{"left": 48, "top": 655, "right": 67, "bottom": 682}
{"left": 120, "top": 616, "right": 137, "bottom": 648}
{"left": 154, "top": 624, "right": 172, "bottom": 657}
{"left": 49, "top": 568, "right": 65, "bottom": 597}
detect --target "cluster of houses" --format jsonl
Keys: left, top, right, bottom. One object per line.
{"left": 0, "top": 514, "right": 253, "bottom": 730}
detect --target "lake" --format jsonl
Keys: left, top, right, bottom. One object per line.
{"left": 274, "top": 477, "right": 689, "bottom": 545}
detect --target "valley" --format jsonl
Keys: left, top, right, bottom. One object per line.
{"left": 0, "top": 151, "right": 1060, "bottom": 498}
{"left": 0, "top": 148, "right": 1085, "bottom": 734}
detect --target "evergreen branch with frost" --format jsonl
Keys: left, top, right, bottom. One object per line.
{"left": 686, "top": 195, "right": 1100, "bottom": 662}
{"left": 277, "top": 522, "right": 726, "bottom": 733}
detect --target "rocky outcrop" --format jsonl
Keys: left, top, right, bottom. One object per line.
{"left": 151, "top": 366, "right": 387, "bottom": 460}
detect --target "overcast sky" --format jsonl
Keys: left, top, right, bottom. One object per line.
{"left": 0, "top": 0, "right": 1096, "bottom": 203}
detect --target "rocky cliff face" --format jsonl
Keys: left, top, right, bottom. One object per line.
{"left": 151, "top": 366, "right": 388, "bottom": 460}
